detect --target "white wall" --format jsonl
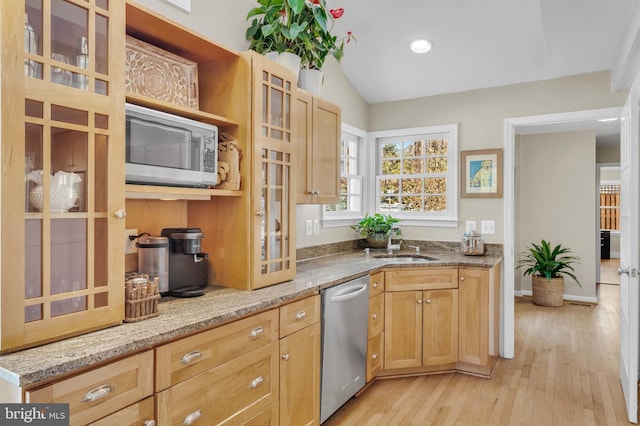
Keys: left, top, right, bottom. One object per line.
{"left": 515, "top": 130, "right": 597, "bottom": 301}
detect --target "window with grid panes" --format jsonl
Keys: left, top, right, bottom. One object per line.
{"left": 324, "top": 127, "right": 363, "bottom": 218}
{"left": 374, "top": 125, "right": 458, "bottom": 222}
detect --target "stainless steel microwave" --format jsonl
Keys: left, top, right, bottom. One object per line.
{"left": 125, "top": 103, "right": 218, "bottom": 188}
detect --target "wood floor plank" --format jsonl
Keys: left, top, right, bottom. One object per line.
{"left": 323, "top": 284, "right": 633, "bottom": 425}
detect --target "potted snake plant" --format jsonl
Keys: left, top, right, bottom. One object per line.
{"left": 517, "top": 239, "right": 581, "bottom": 307}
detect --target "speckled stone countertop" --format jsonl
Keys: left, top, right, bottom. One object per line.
{"left": 0, "top": 248, "right": 501, "bottom": 389}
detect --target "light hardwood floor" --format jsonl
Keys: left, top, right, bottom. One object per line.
{"left": 601, "top": 259, "right": 621, "bottom": 285}
{"left": 325, "top": 284, "right": 631, "bottom": 425}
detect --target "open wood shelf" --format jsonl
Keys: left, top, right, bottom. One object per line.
{"left": 125, "top": 184, "right": 241, "bottom": 200}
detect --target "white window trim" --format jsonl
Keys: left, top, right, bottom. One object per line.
{"left": 322, "top": 123, "right": 367, "bottom": 226}
{"left": 368, "top": 124, "right": 459, "bottom": 226}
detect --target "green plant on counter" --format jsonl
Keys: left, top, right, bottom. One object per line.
{"left": 352, "top": 213, "right": 401, "bottom": 237}
{"left": 516, "top": 239, "right": 581, "bottom": 287}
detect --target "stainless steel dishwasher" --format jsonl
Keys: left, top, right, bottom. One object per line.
{"left": 320, "top": 275, "right": 370, "bottom": 423}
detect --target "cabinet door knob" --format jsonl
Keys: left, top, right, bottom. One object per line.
{"left": 144, "top": 421, "right": 156, "bottom": 426}
{"left": 372, "top": 353, "right": 378, "bottom": 360}
{"left": 182, "top": 410, "right": 202, "bottom": 426}
{"left": 373, "top": 282, "right": 379, "bottom": 288}
{"left": 372, "top": 313, "right": 378, "bottom": 319}
{"left": 181, "top": 350, "right": 202, "bottom": 365}
{"left": 250, "top": 375, "right": 264, "bottom": 388}
{"left": 256, "top": 210, "right": 265, "bottom": 217}
{"left": 282, "top": 353, "right": 290, "bottom": 360}
{"left": 460, "top": 276, "right": 465, "bottom": 281}
{"left": 312, "top": 190, "right": 319, "bottom": 196}
{"left": 426, "top": 299, "right": 432, "bottom": 304}
{"left": 250, "top": 326, "right": 264, "bottom": 338}
{"left": 417, "top": 299, "right": 423, "bottom": 304}
{"left": 114, "top": 209, "right": 126, "bottom": 219}
{"left": 296, "top": 310, "right": 307, "bottom": 320}
{"left": 81, "top": 384, "right": 114, "bottom": 403}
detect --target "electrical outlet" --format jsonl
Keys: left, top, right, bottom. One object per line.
{"left": 481, "top": 220, "right": 495, "bottom": 235}
{"left": 125, "top": 229, "right": 138, "bottom": 254}
{"left": 313, "top": 219, "right": 320, "bottom": 235}
{"left": 305, "top": 220, "right": 312, "bottom": 236}
{"left": 465, "top": 220, "right": 477, "bottom": 233}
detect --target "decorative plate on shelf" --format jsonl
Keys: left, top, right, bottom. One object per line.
{"left": 125, "top": 35, "right": 199, "bottom": 109}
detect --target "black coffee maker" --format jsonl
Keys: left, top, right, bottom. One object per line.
{"left": 160, "top": 227, "right": 208, "bottom": 297}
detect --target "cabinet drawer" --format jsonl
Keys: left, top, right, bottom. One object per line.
{"left": 385, "top": 268, "right": 458, "bottom": 291}
{"left": 243, "top": 403, "right": 279, "bottom": 425}
{"left": 155, "top": 309, "right": 279, "bottom": 391}
{"left": 157, "top": 341, "right": 279, "bottom": 426}
{"left": 366, "top": 331, "right": 384, "bottom": 382}
{"left": 26, "top": 351, "right": 154, "bottom": 426}
{"left": 369, "top": 271, "right": 384, "bottom": 297}
{"left": 88, "top": 396, "right": 155, "bottom": 426}
{"left": 279, "top": 295, "right": 320, "bottom": 337}
{"left": 368, "top": 292, "right": 384, "bottom": 338}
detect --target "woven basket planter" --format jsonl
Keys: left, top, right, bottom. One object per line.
{"left": 532, "top": 275, "right": 564, "bottom": 307}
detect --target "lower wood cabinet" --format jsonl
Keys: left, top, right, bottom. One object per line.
{"left": 26, "top": 350, "right": 154, "bottom": 426}
{"left": 157, "top": 341, "right": 279, "bottom": 425}
{"left": 88, "top": 396, "right": 155, "bottom": 426}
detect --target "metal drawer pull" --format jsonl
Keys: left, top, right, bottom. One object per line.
{"left": 250, "top": 376, "right": 264, "bottom": 388}
{"left": 182, "top": 410, "right": 202, "bottom": 426}
{"left": 144, "top": 421, "right": 156, "bottom": 426}
{"left": 81, "top": 384, "right": 114, "bottom": 402}
{"left": 181, "top": 350, "right": 202, "bottom": 364}
{"left": 250, "top": 326, "right": 264, "bottom": 337}
{"left": 296, "top": 311, "right": 307, "bottom": 320}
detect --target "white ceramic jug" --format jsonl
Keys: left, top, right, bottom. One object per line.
{"left": 26, "top": 170, "right": 82, "bottom": 212}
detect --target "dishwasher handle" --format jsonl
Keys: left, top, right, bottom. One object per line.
{"left": 330, "top": 283, "right": 368, "bottom": 303}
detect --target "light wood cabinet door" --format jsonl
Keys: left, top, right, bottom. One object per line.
{"left": 280, "top": 322, "right": 321, "bottom": 426}
{"left": 27, "top": 351, "right": 153, "bottom": 426}
{"left": 422, "top": 289, "right": 459, "bottom": 366}
{"left": 368, "top": 292, "right": 384, "bottom": 339}
{"left": 295, "top": 92, "right": 341, "bottom": 204}
{"left": 384, "top": 291, "right": 422, "bottom": 369}
{"left": 1, "top": 0, "right": 126, "bottom": 353}
{"left": 366, "top": 331, "right": 384, "bottom": 382}
{"left": 458, "top": 268, "right": 489, "bottom": 366}
{"left": 243, "top": 403, "right": 279, "bottom": 426}
{"left": 88, "top": 396, "right": 155, "bottom": 426}
{"left": 157, "top": 341, "right": 279, "bottom": 426}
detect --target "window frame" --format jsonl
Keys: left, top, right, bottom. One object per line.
{"left": 369, "top": 124, "right": 459, "bottom": 227}
{"left": 322, "top": 124, "right": 366, "bottom": 227}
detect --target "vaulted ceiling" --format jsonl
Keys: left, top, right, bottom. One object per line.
{"left": 325, "top": 0, "right": 636, "bottom": 104}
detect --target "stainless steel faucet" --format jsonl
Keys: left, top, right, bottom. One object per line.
{"left": 387, "top": 224, "right": 401, "bottom": 254}
{"left": 407, "top": 244, "right": 421, "bottom": 253}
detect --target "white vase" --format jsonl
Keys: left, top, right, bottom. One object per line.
{"left": 298, "top": 68, "right": 323, "bottom": 95}
{"left": 264, "top": 51, "right": 301, "bottom": 78}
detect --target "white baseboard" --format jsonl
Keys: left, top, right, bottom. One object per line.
{"left": 518, "top": 290, "right": 597, "bottom": 304}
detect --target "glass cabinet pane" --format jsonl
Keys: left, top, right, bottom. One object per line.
{"left": 25, "top": 0, "right": 43, "bottom": 79}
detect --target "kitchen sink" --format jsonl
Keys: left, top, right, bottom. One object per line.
{"left": 373, "top": 254, "right": 439, "bottom": 261}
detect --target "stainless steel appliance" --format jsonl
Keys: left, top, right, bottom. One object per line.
{"left": 161, "top": 227, "right": 208, "bottom": 297}
{"left": 320, "top": 276, "right": 370, "bottom": 423}
{"left": 125, "top": 103, "right": 218, "bottom": 188}
{"left": 136, "top": 235, "right": 170, "bottom": 294}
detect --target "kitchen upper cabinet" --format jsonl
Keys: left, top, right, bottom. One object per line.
{"left": 1, "top": 0, "right": 126, "bottom": 352}
{"left": 457, "top": 265, "right": 501, "bottom": 376}
{"left": 189, "top": 51, "right": 296, "bottom": 290}
{"left": 295, "top": 90, "right": 341, "bottom": 204}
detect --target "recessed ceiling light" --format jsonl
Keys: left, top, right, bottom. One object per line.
{"left": 410, "top": 39, "right": 433, "bottom": 54}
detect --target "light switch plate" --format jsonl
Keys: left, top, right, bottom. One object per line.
{"left": 313, "top": 219, "right": 320, "bottom": 235}
{"left": 125, "top": 229, "right": 138, "bottom": 254}
{"left": 481, "top": 220, "right": 495, "bottom": 235}
{"left": 305, "top": 220, "right": 313, "bottom": 236}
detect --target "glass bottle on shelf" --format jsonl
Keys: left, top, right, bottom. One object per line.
{"left": 24, "top": 12, "right": 40, "bottom": 78}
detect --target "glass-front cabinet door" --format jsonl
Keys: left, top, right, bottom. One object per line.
{"left": 1, "top": 0, "right": 125, "bottom": 352}
{"left": 252, "top": 54, "right": 296, "bottom": 289}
